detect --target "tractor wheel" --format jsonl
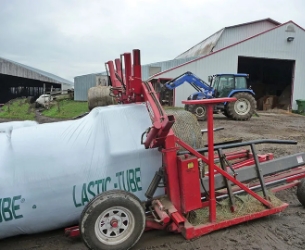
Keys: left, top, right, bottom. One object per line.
{"left": 80, "top": 190, "right": 145, "bottom": 250}
{"left": 297, "top": 179, "right": 305, "bottom": 207}
{"left": 223, "top": 108, "right": 231, "bottom": 118}
{"left": 193, "top": 105, "right": 207, "bottom": 121}
{"left": 226, "top": 92, "right": 256, "bottom": 121}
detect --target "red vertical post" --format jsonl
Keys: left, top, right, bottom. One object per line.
{"left": 106, "top": 61, "right": 121, "bottom": 88}
{"left": 132, "top": 49, "right": 143, "bottom": 102}
{"left": 115, "top": 58, "right": 123, "bottom": 83}
{"left": 123, "top": 53, "right": 132, "bottom": 100}
{"left": 207, "top": 104, "right": 216, "bottom": 222}
{"left": 132, "top": 49, "right": 142, "bottom": 79}
{"left": 182, "top": 98, "right": 236, "bottom": 222}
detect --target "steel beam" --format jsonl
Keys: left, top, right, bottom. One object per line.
{"left": 200, "top": 153, "right": 305, "bottom": 192}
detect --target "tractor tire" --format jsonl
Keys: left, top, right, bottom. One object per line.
{"left": 223, "top": 109, "right": 231, "bottom": 118}
{"left": 226, "top": 92, "right": 256, "bottom": 121}
{"left": 297, "top": 179, "right": 305, "bottom": 207}
{"left": 80, "top": 190, "right": 145, "bottom": 250}
{"left": 192, "top": 105, "right": 207, "bottom": 121}
{"left": 184, "top": 96, "right": 192, "bottom": 112}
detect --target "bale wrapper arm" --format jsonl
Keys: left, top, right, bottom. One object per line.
{"left": 106, "top": 49, "right": 175, "bottom": 149}
{"left": 68, "top": 49, "right": 305, "bottom": 250}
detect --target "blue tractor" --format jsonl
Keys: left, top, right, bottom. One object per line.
{"left": 163, "top": 71, "right": 257, "bottom": 121}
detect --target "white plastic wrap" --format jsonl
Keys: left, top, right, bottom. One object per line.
{"left": 0, "top": 104, "right": 162, "bottom": 239}
{"left": 0, "top": 120, "right": 38, "bottom": 133}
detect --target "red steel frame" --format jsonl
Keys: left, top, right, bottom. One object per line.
{"left": 149, "top": 99, "right": 289, "bottom": 238}
{"left": 65, "top": 49, "right": 303, "bottom": 240}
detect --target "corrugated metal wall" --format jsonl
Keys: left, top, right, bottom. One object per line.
{"left": 74, "top": 73, "right": 108, "bottom": 101}
{"left": 215, "top": 20, "right": 277, "bottom": 50}
{"left": 151, "top": 22, "right": 305, "bottom": 109}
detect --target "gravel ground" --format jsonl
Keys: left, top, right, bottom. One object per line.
{"left": 1, "top": 110, "right": 305, "bottom": 250}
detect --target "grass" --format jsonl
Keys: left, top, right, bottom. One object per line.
{"left": 42, "top": 99, "right": 89, "bottom": 119}
{"left": 0, "top": 98, "right": 35, "bottom": 120}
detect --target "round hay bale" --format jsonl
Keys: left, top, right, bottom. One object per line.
{"left": 165, "top": 108, "right": 204, "bottom": 149}
{"left": 88, "top": 86, "right": 116, "bottom": 110}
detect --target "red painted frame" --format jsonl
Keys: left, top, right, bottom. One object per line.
{"left": 65, "top": 49, "right": 304, "bottom": 242}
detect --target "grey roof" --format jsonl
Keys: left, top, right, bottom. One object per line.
{"left": 175, "top": 18, "right": 281, "bottom": 59}
{"left": 225, "top": 18, "right": 281, "bottom": 29}
{"left": 0, "top": 56, "right": 73, "bottom": 86}
{"left": 175, "top": 28, "right": 224, "bottom": 59}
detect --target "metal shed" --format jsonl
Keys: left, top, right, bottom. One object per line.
{"left": 150, "top": 19, "right": 305, "bottom": 110}
{"left": 0, "top": 57, "right": 73, "bottom": 103}
{"left": 74, "top": 73, "right": 109, "bottom": 101}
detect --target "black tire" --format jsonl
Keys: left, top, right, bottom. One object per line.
{"left": 184, "top": 96, "right": 192, "bottom": 111}
{"left": 192, "top": 105, "right": 207, "bottom": 121}
{"left": 226, "top": 92, "right": 256, "bottom": 121}
{"left": 297, "top": 179, "right": 305, "bottom": 207}
{"left": 80, "top": 190, "right": 145, "bottom": 250}
{"left": 223, "top": 108, "right": 231, "bottom": 118}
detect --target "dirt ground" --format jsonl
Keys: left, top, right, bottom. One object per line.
{"left": 1, "top": 110, "right": 305, "bottom": 250}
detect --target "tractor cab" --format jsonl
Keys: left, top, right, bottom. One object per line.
{"left": 209, "top": 74, "right": 249, "bottom": 98}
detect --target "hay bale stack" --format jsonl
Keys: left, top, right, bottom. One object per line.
{"left": 88, "top": 86, "right": 116, "bottom": 110}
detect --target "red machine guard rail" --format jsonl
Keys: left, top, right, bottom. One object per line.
{"left": 181, "top": 98, "right": 272, "bottom": 222}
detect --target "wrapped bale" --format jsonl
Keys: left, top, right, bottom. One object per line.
{"left": 0, "top": 120, "right": 38, "bottom": 134}
{"left": 87, "top": 86, "right": 116, "bottom": 110}
{"left": 0, "top": 104, "right": 162, "bottom": 239}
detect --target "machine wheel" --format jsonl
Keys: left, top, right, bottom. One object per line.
{"left": 80, "top": 190, "right": 145, "bottom": 250}
{"left": 193, "top": 105, "right": 207, "bottom": 121}
{"left": 226, "top": 92, "right": 256, "bottom": 121}
{"left": 297, "top": 179, "right": 305, "bottom": 207}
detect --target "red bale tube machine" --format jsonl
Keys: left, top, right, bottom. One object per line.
{"left": 65, "top": 49, "right": 305, "bottom": 250}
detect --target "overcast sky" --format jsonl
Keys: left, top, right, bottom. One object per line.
{"left": 0, "top": 0, "right": 304, "bottom": 82}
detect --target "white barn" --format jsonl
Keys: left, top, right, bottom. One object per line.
{"left": 149, "top": 18, "right": 304, "bottom": 110}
